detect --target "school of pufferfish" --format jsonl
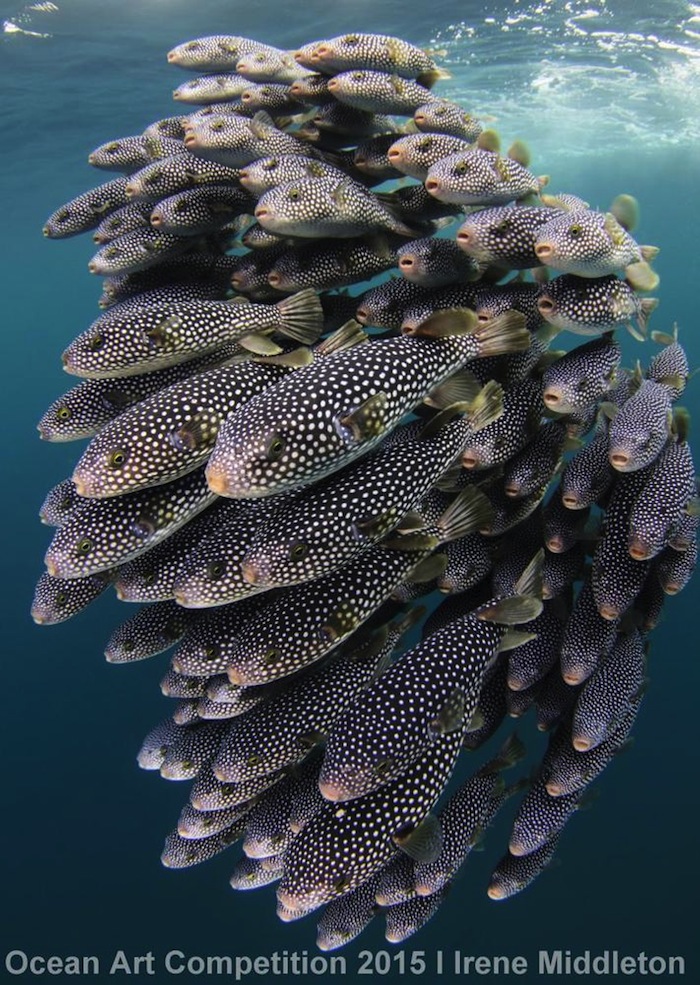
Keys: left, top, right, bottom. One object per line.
{"left": 32, "top": 30, "right": 698, "bottom": 949}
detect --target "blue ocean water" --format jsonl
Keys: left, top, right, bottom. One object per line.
{"left": 3, "top": 0, "right": 700, "bottom": 982}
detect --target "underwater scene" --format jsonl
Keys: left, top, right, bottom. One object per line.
{"left": 4, "top": 0, "right": 700, "bottom": 982}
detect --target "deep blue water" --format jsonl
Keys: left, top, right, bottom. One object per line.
{"left": 3, "top": 1, "right": 700, "bottom": 982}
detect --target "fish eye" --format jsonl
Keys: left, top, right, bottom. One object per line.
{"left": 107, "top": 448, "right": 128, "bottom": 469}
{"left": 121, "top": 639, "right": 135, "bottom": 652}
{"left": 418, "top": 137, "right": 434, "bottom": 151}
{"left": 56, "top": 405, "right": 72, "bottom": 421}
{"left": 343, "top": 34, "right": 359, "bottom": 45}
{"left": 265, "top": 435, "right": 286, "bottom": 461}
{"left": 568, "top": 223, "right": 583, "bottom": 238}
{"left": 317, "top": 625, "right": 337, "bottom": 644}
{"left": 263, "top": 159, "right": 279, "bottom": 171}
{"left": 60, "top": 495, "right": 73, "bottom": 510}
{"left": 204, "top": 643, "right": 221, "bottom": 660}
{"left": 373, "top": 756, "right": 395, "bottom": 778}
{"left": 210, "top": 119, "right": 225, "bottom": 131}
{"left": 142, "top": 570, "right": 156, "bottom": 585}
{"left": 55, "top": 592, "right": 67, "bottom": 607}
{"left": 173, "top": 199, "right": 189, "bottom": 213}
{"left": 351, "top": 71, "right": 364, "bottom": 81}
{"left": 77, "top": 537, "right": 94, "bottom": 555}
{"left": 131, "top": 514, "right": 156, "bottom": 538}
{"left": 105, "top": 142, "right": 121, "bottom": 154}
{"left": 255, "top": 52, "right": 267, "bottom": 63}
{"left": 289, "top": 542, "right": 309, "bottom": 561}
{"left": 145, "top": 169, "right": 162, "bottom": 185}
{"left": 296, "top": 734, "right": 317, "bottom": 751}
{"left": 185, "top": 41, "right": 201, "bottom": 51}
{"left": 103, "top": 246, "right": 119, "bottom": 259}
{"left": 206, "top": 560, "right": 226, "bottom": 580}
{"left": 455, "top": 160, "right": 471, "bottom": 174}
{"left": 434, "top": 106, "right": 446, "bottom": 117}
{"left": 287, "top": 188, "right": 301, "bottom": 202}
{"left": 334, "top": 873, "right": 352, "bottom": 892}
{"left": 271, "top": 833, "right": 284, "bottom": 848}
{"left": 247, "top": 752, "right": 262, "bottom": 767}
{"left": 263, "top": 647, "right": 281, "bottom": 664}
{"left": 493, "top": 219, "right": 511, "bottom": 234}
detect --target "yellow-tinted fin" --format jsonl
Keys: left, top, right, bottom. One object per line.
{"left": 238, "top": 333, "right": 283, "bottom": 355}
{"left": 464, "top": 707, "right": 486, "bottom": 733}
{"left": 625, "top": 261, "right": 660, "bottom": 293}
{"left": 436, "top": 486, "right": 495, "bottom": 543}
{"left": 276, "top": 288, "right": 324, "bottom": 344}
{"left": 252, "top": 346, "right": 314, "bottom": 368}
{"left": 404, "top": 307, "right": 479, "bottom": 338}
{"left": 651, "top": 327, "right": 677, "bottom": 346}
{"left": 392, "top": 813, "right": 444, "bottom": 863}
{"left": 315, "top": 320, "right": 368, "bottom": 358}
{"left": 418, "top": 401, "right": 472, "bottom": 440}
{"left": 609, "top": 193, "right": 639, "bottom": 231}
{"left": 483, "top": 732, "right": 527, "bottom": 772}
{"left": 640, "top": 244, "right": 660, "bottom": 262}
{"left": 416, "top": 66, "right": 452, "bottom": 88}
{"left": 429, "top": 687, "right": 466, "bottom": 735}
{"left": 671, "top": 406, "right": 691, "bottom": 443}
{"left": 476, "top": 129, "right": 501, "bottom": 152}
{"left": 478, "top": 597, "right": 543, "bottom": 625}
{"left": 424, "top": 368, "right": 481, "bottom": 409}
{"left": 405, "top": 553, "right": 447, "bottom": 582}
{"left": 389, "top": 75, "right": 405, "bottom": 94}
{"left": 351, "top": 509, "right": 399, "bottom": 542}
{"left": 334, "top": 392, "right": 390, "bottom": 444}
{"left": 507, "top": 140, "right": 530, "bottom": 167}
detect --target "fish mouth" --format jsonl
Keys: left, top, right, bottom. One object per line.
{"left": 425, "top": 177, "right": 440, "bottom": 195}
{"left": 354, "top": 306, "right": 370, "bottom": 324}
{"left": 487, "top": 883, "right": 508, "bottom": 900}
{"left": 561, "top": 492, "right": 583, "bottom": 509}
{"left": 456, "top": 228, "right": 473, "bottom": 248}
{"left": 318, "top": 779, "right": 348, "bottom": 803}
{"left": 537, "top": 295, "right": 556, "bottom": 315}
{"left": 542, "top": 386, "right": 563, "bottom": 408}
{"left": 240, "top": 560, "right": 263, "bottom": 586}
{"left": 205, "top": 463, "right": 233, "bottom": 496}
{"left": 183, "top": 133, "right": 198, "bottom": 149}
{"left": 276, "top": 887, "right": 307, "bottom": 912}
{"left": 534, "top": 242, "right": 554, "bottom": 261}
{"left": 562, "top": 668, "right": 586, "bottom": 685}
{"left": 608, "top": 448, "right": 631, "bottom": 471}
{"left": 572, "top": 735, "right": 593, "bottom": 752}
{"left": 507, "top": 838, "right": 529, "bottom": 858}
{"left": 150, "top": 212, "right": 163, "bottom": 228}
{"left": 387, "top": 147, "right": 402, "bottom": 162}
{"left": 545, "top": 534, "right": 565, "bottom": 553}
{"left": 398, "top": 255, "right": 416, "bottom": 271}
{"left": 598, "top": 602, "right": 621, "bottom": 621}
{"left": 545, "top": 780, "right": 565, "bottom": 797}
{"left": 504, "top": 482, "right": 521, "bottom": 499}
{"left": 254, "top": 206, "right": 270, "bottom": 221}
{"left": 461, "top": 448, "right": 485, "bottom": 470}
{"left": 628, "top": 536, "right": 651, "bottom": 561}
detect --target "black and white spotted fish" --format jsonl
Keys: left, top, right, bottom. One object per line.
{"left": 607, "top": 381, "right": 673, "bottom": 473}
{"left": 160, "top": 822, "right": 245, "bottom": 868}
{"left": 237, "top": 48, "right": 312, "bottom": 84}
{"left": 115, "top": 500, "right": 239, "bottom": 603}
{"left": 39, "top": 479, "right": 81, "bottom": 526}
{"left": 240, "top": 83, "right": 305, "bottom": 116}
{"left": 277, "top": 731, "right": 462, "bottom": 913}
{"left": 31, "top": 570, "right": 115, "bottom": 625}
{"left": 178, "top": 799, "right": 254, "bottom": 840}
{"left": 149, "top": 185, "right": 255, "bottom": 236}
{"left": 239, "top": 388, "right": 504, "bottom": 589}
{"left": 542, "top": 488, "right": 590, "bottom": 553}
{"left": 487, "top": 837, "right": 559, "bottom": 899}
{"left": 239, "top": 155, "right": 348, "bottom": 197}
{"left": 124, "top": 154, "right": 241, "bottom": 203}
{"left": 627, "top": 436, "right": 696, "bottom": 560}
{"left": 297, "top": 33, "right": 451, "bottom": 88}
{"left": 255, "top": 175, "right": 425, "bottom": 239}
{"left": 88, "top": 134, "right": 183, "bottom": 173}
{"left": 508, "top": 777, "right": 587, "bottom": 857}
{"left": 105, "top": 600, "right": 198, "bottom": 664}
{"left": 560, "top": 426, "right": 615, "bottom": 511}
{"left": 172, "top": 73, "right": 250, "bottom": 104}
{"left": 242, "top": 753, "right": 323, "bottom": 858}
{"left": 224, "top": 489, "right": 496, "bottom": 685}
{"left": 62, "top": 290, "right": 321, "bottom": 379}
{"left": 183, "top": 113, "right": 313, "bottom": 169}
{"left": 160, "top": 668, "right": 209, "bottom": 701}
{"left": 206, "top": 311, "right": 528, "bottom": 498}
{"left": 537, "top": 275, "right": 657, "bottom": 339}
{"left": 190, "top": 765, "right": 285, "bottom": 813}
{"left": 267, "top": 237, "right": 398, "bottom": 293}
{"left": 461, "top": 378, "right": 543, "bottom": 471}
{"left": 656, "top": 539, "right": 698, "bottom": 595}
{"left": 167, "top": 36, "right": 276, "bottom": 72}
{"left": 560, "top": 577, "right": 619, "bottom": 685}
{"left": 456, "top": 205, "right": 558, "bottom": 270}
{"left": 374, "top": 855, "right": 417, "bottom": 906}
{"left": 355, "top": 278, "right": 435, "bottom": 330}
{"left": 39, "top": 343, "right": 238, "bottom": 442}
{"left": 543, "top": 695, "right": 640, "bottom": 797}
{"left": 412, "top": 734, "right": 524, "bottom": 897}
{"left": 142, "top": 115, "right": 189, "bottom": 141}
{"left": 426, "top": 150, "right": 548, "bottom": 206}
{"left": 171, "top": 496, "right": 287, "bottom": 608}
{"left": 506, "top": 603, "right": 566, "bottom": 693}
{"left": 230, "top": 856, "right": 285, "bottom": 891}
{"left": 352, "top": 134, "right": 403, "bottom": 181}
{"left": 318, "top": 558, "right": 542, "bottom": 802}
{"left": 43, "top": 177, "right": 130, "bottom": 238}
{"left": 71, "top": 355, "right": 313, "bottom": 498}
{"left": 316, "top": 876, "right": 380, "bottom": 951}
{"left": 45, "top": 469, "right": 216, "bottom": 579}
{"left": 88, "top": 228, "right": 191, "bottom": 277}
{"left": 288, "top": 73, "right": 333, "bottom": 105}
{"left": 137, "top": 717, "right": 184, "bottom": 771}
{"left": 502, "top": 421, "right": 569, "bottom": 500}
{"left": 384, "top": 888, "right": 448, "bottom": 943}
{"left": 413, "top": 101, "right": 483, "bottom": 140}
{"left": 646, "top": 331, "right": 689, "bottom": 401}
{"left": 327, "top": 71, "right": 436, "bottom": 116}
{"left": 438, "top": 533, "right": 493, "bottom": 595}
{"left": 541, "top": 334, "right": 621, "bottom": 416}
{"left": 160, "top": 721, "right": 228, "bottom": 781}
{"left": 92, "top": 201, "right": 154, "bottom": 244}
{"left": 213, "top": 624, "right": 395, "bottom": 783}
{"left": 387, "top": 133, "right": 472, "bottom": 182}
{"left": 534, "top": 210, "right": 659, "bottom": 291}
{"left": 571, "top": 631, "right": 646, "bottom": 752}
{"left": 396, "top": 237, "right": 479, "bottom": 288}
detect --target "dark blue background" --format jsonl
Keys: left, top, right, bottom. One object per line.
{"left": 2, "top": 1, "right": 698, "bottom": 981}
